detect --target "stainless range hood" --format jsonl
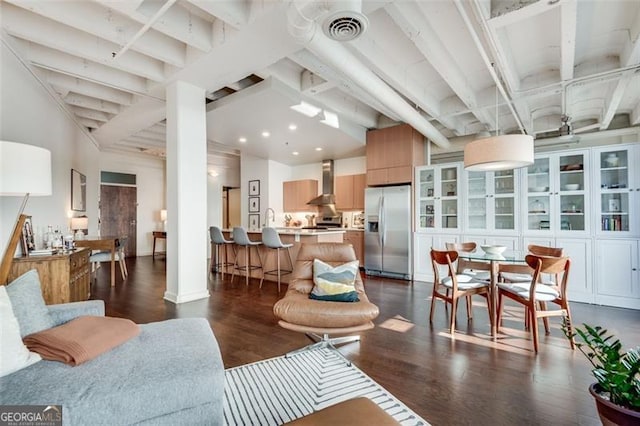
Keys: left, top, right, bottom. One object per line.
{"left": 307, "top": 159, "right": 336, "bottom": 206}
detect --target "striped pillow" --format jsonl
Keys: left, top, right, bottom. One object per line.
{"left": 310, "top": 259, "right": 360, "bottom": 302}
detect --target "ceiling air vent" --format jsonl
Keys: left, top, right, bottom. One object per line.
{"left": 322, "top": 12, "right": 368, "bottom": 41}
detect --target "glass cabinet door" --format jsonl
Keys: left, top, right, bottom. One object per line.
{"left": 466, "top": 171, "right": 486, "bottom": 230}
{"left": 558, "top": 153, "right": 586, "bottom": 231}
{"left": 493, "top": 170, "right": 516, "bottom": 230}
{"left": 598, "top": 149, "right": 630, "bottom": 232}
{"left": 418, "top": 168, "right": 436, "bottom": 229}
{"left": 526, "top": 158, "right": 551, "bottom": 231}
{"left": 440, "top": 166, "right": 458, "bottom": 230}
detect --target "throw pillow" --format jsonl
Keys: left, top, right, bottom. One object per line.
{"left": 310, "top": 259, "right": 360, "bottom": 302}
{"left": 0, "top": 286, "right": 41, "bottom": 377}
{"left": 6, "top": 269, "right": 54, "bottom": 337}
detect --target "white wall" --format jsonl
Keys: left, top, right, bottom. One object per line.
{"left": 335, "top": 156, "right": 366, "bottom": 175}
{"left": 1, "top": 43, "right": 100, "bottom": 255}
{"left": 98, "top": 152, "right": 165, "bottom": 256}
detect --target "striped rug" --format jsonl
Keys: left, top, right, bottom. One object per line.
{"left": 223, "top": 347, "right": 429, "bottom": 425}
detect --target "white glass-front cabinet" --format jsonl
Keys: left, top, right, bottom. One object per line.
{"left": 524, "top": 151, "right": 590, "bottom": 235}
{"left": 416, "top": 164, "right": 461, "bottom": 232}
{"left": 465, "top": 169, "right": 518, "bottom": 233}
{"left": 592, "top": 145, "right": 639, "bottom": 236}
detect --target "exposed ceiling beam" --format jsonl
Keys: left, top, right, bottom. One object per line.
{"left": 489, "top": 0, "right": 562, "bottom": 28}
{"left": 70, "top": 106, "right": 112, "bottom": 122}
{"left": 98, "top": 0, "right": 212, "bottom": 52}
{"left": 64, "top": 93, "right": 121, "bottom": 114}
{"left": 600, "top": 70, "right": 635, "bottom": 130}
{"left": 187, "top": 0, "right": 248, "bottom": 28}
{"left": 630, "top": 102, "right": 640, "bottom": 125}
{"left": 20, "top": 41, "right": 152, "bottom": 96}
{"left": 387, "top": 1, "right": 492, "bottom": 132}
{"left": 43, "top": 71, "right": 134, "bottom": 106}
{"left": 1, "top": 3, "right": 165, "bottom": 82}
{"left": 559, "top": 0, "right": 577, "bottom": 81}
{"left": 621, "top": 6, "right": 640, "bottom": 66}
{"left": 6, "top": 0, "right": 186, "bottom": 67}
{"left": 77, "top": 117, "right": 102, "bottom": 129}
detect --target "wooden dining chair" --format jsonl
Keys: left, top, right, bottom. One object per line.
{"left": 430, "top": 249, "right": 492, "bottom": 334}
{"left": 444, "top": 242, "right": 491, "bottom": 318}
{"left": 500, "top": 244, "right": 564, "bottom": 284}
{"left": 496, "top": 254, "right": 575, "bottom": 353}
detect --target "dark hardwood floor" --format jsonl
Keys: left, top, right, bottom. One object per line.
{"left": 91, "top": 256, "right": 640, "bottom": 425}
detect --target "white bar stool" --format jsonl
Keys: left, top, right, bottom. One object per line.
{"left": 209, "top": 226, "right": 235, "bottom": 278}
{"left": 260, "top": 227, "right": 293, "bottom": 293}
{"left": 231, "top": 227, "right": 263, "bottom": 286}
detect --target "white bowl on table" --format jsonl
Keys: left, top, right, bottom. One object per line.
{"left": 480, "top": 245, "right": 507, "bottom": 256}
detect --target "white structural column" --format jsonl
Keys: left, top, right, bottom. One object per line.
{"left": 164, "top": 80, "right": 210, "bottom": 304}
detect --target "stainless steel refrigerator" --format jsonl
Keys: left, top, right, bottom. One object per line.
{"left": 364, "top": 185, "right": 412, "bottom": 280}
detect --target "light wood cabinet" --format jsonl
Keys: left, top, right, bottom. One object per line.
{"left": 8, "top": 248, "right": 91, "bottom": 305}
{"left": 283, "top": 179, "right": 318, "bottom": 212}
{"left": 335, "top": 173, "right": 366, "bottom": 211}
{"left": 343, "top": 230, "right": 364, "bottom": 265}
{"left": 366, "top": 124, "right": 425, "bottom": 186}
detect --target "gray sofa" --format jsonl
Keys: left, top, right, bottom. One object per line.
{"left": 0, "top": 300, "right": 225, "bottom": 425}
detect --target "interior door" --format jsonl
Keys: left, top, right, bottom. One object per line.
{"left": 100, "top": 185, "right": 137, "bottom": 257}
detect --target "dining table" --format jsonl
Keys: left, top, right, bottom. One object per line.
{"left": 457, "top": 250, "right": 530, "bottom": 337}
{"left": 74, "top": 235, "right": 121, "bottom": 287}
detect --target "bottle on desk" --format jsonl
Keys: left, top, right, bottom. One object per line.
{"left": 44, "top": 225, "right": 54, "bottom": 249}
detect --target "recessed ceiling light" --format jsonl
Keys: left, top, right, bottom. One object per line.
{"left": 288, "top": 123, "right": 297, "bottom": 131}
{"left": 290, "top": 101, "right": 322, "bottom": 117}
{"left": 315, "top": 147, "right": 322, "bottom": 151}
{"left": 292, "top": 151, "right": 299, "bottom": 156}
{"left": 261, "top": 131, "right": 270, "bottom": 138}
{"left": 238, "top": 137, "right": 247, "bottom": 143}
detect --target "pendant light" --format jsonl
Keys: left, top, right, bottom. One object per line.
{"left": 464, "top": 75, "right": 533, "bottom": 171}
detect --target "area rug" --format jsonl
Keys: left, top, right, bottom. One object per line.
{"left": 223, "top": 347, "right": 429, "bottom": 425}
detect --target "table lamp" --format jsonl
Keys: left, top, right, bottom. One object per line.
{"left": 0, "top": 141, "right": 52, "bottom": 284}
{"left": 71, "top": 216, "right": 89, "bottom": 240}
{"left": 160, "top": 209, "right": 167, "bottom": 231}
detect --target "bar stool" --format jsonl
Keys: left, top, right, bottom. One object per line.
{"left": 231, "top": 227, "right": 263, "bottom": 286}
{"left": 260, "top": 227, "right": 294, "bottom": 293}
{"left": 209, "top": 226, "right": 235, "bottom": 278}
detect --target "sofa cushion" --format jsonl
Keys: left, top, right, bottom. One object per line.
{"left": 0, "top": 318, "right": 225, "bottom": 426}
{"left": 0, "top": 286, "right": 41, "bottom": 377}
{"left": 6, "top": 270, "right": 54, "bottom": 337}
{"left": 310, "top": 259, "right": 360, "bottom": 302}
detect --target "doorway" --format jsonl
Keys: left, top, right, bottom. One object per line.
{"left": 100, "top": 184, "right": 137, "bottom": 257}
{"left": 225, "top": 187, "right": 241, "bottom": 228}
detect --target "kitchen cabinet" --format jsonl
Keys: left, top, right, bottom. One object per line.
{"left": 465, "top": 169, "right": 519, "bottom": 233}
{"left": 592, "top": 144, "right": 639, "bottom": 236}
{"left": 283, "top": 179, "right": 318, "bottom": 212}
{"left": 8, "top": 248, "right": 90, "bottom": 305}
{"left": 523, "top": 150, "right": 590, "bottom": 236}
{"left": 366, "top": 124, "right": 425, "bottom": 186}
{"left": 594, "top": 239, "right": 639, "bottom": 310}
{"left": 415, "top": 164, "right": 461, "bottom": 232}
{"left": 343, "top": 230, "right": 364, "bottom": 265}
{"left": 335, "top": 173, "right": 366, "bottom": 211}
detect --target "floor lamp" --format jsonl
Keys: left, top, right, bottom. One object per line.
{"left": 0, "top": 141, "right": 52, "bottom": 284}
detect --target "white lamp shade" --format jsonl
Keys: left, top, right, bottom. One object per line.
{"left": 160, "top": 209, "right": 167, "bottom": 221}
{"left": 70, "top": 216, "right": 89, "bottom": 230}
{"left": 0, "top": 141, "right": 52, "bottom": 196}
{"left": 464, "top": 134, "right": 534, "bottom": 171}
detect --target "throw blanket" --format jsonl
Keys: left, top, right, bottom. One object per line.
{"left": 23, "top": 316, "right": 140, "bottom": 366}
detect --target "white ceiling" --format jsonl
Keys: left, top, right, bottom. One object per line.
{"left": 1, "top": 0, "right": 639, "bottom": 171}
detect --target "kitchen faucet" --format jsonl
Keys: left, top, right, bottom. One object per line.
{"left": 263, "top": 207, "right": 275, "bottom": 227}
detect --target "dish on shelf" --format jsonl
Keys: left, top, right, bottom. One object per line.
{"left": 604, "top": 155, "right": 619, "bottom": 167}
{"left": 528, "top": 210, "right": 546, "bottom": 214}
{"left": 480, "top": 245, "right": 507, "bottom": 255}
{"left": 562, "top": 210, "right": 582, "bottom": 213}
{"left": 560, "top": 164, "right": 583, "bottom": 171}
{"left": 529, "top": 186, "right": 549, "bottom": 192}
{"left": 563, "top": 184, "right": 580, "bottom": 190}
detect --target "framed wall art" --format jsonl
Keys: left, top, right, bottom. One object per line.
{"left": 248, "top": 180, "right": 260, "bottom": 196}
{"left": 248, "top": 214, "right": 260, "bottom": 229}
{"left": 249, "top": 197, "right": 260, "bottom": 213}
{"left": 20, "top": 216, "right": 36, "bottom": 254}
{"left": 71, "top": 169, "right": 87, "bottom": 211}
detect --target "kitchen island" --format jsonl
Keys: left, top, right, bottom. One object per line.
{"left": 220, "top": 228, "right": 346, "bottom": 286}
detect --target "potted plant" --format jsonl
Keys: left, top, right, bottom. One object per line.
{"left": 562, "top": 322, "right": 640, "bottom": 425}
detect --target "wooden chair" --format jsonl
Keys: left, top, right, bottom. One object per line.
{"left": 430, "top": 249, "right": 492, "bottom": 334}
{"left": 496, "top": 254, "right": 575, "bottom": 353}
{"left": 89, "top": 236, "right": 128, "bottom": 282}
{"left": 500, "top": 244, "right": 563, "bottom": 284}
{"left": 444, "top": 242, "right": 491, "bottom": 318}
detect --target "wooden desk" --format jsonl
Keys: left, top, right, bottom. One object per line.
{"left": 152, "top": 231, "right": 167, "bottom": 258}
{"left": 8, "top": 248, "right": 90, "bottom": 304}
{"left": 75, "top": 236, "right": 120, "bottom": 287}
